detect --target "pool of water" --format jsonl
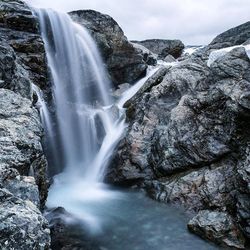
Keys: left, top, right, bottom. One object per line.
{"left": 47, "top": 188, "right": 219, "bottom": 250}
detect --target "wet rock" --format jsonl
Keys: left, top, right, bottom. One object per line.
{"left": 146, "top": 159, "right": 236, "bottom": 212}
{"left": 0, "top": 0, "right": 38, "bottom": 33}
{"left": 45, "top": 207, "right": 98, "bottom": 250}
{"left": 132, "top": 39, "right": 185, "bottom": 59}
{"left": 124, "top": 66, "right": 169, "bottom": 108}
{"left": 210, "top": 47, "right": 250, "bottom": 80}
{"left": 188, "top": 210, "right": 245, "bottom": 249}
{"left": 0, "top": 89, "right": 43, "bottom": 175}
{"left": 69, "top": 10, "right": 147, "bottom": 87}
{"left": 0, "top": 1, "right": 50, "bottom": 248}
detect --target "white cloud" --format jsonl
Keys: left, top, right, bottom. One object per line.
{"left": 25, "top": 0, "right": 250, "bottom": 45}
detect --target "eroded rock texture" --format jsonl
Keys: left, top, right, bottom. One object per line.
{"left": 0, "top": 1, "right": 50, "bottom": 249}
{"left": 107, "top": 22, "right": 250, "bottom": 248}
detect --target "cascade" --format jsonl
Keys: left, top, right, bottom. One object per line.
{"left": 35, "top": 8, "right": 157, "bottom": 231}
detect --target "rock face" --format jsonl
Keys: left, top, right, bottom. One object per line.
{"left": 131, "top": 42, "right": 157, "bottom": 66}
{"left": 0, "top": 1, "right": 51, "bottom": 249}
{"left": 188, "top": 210, "right": 245, "bottom": 249}
{"left": 0, "top": 0, "right": 49, "bottom": 97}
{"left": 69, "top": 10, "right": 147, "bottom": 87}
{"left": 209, "top": 21, "right": 250, "bottom": 50}
{"left": 107, "top": 22, "right": 250, "bottom": 248}
{"left": 132, "top": 39, "right": 185, "bottom": 59}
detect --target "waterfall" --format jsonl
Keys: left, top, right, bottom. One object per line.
{"left": 36, "top": 9, "right": 125, "bottom": 182}
{"left": 35, "top": 8, "right": 158, "bottom": 232}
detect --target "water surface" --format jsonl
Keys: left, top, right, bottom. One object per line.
{"left": 49, "top": 188, "right": 218, "bottom": 250}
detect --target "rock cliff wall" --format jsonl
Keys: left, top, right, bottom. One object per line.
{"left": 107, "top": 22, "right": 250, "bottom": 249}
{"left": 0, "top": 1, "right": 50, "bottom": 249}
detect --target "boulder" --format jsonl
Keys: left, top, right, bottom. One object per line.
{"left": 188, "top": 210, "right": 245, "bottom": 249}
{"left": 69, "top": 10, "right": 147, "bottom": 87}
{"left": 132, "top": 39, "right": 185, "bottom": 59}
{"left": 131, "top": 42, "right": 157, "bottom": 66}
{"left": 208, "top": 21, "right": 250, "bottom": 50}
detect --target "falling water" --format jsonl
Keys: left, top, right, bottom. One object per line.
{"left": 36, "top": 9, "right": 125, "bottom": 182}
{"left": 35, "top": 8, "right": 159, "bottom": 232}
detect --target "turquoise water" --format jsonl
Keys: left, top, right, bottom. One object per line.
{"left": 49, "top": 189, "right": 218, "bottom": 250}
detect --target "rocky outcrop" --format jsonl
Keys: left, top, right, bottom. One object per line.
{"left": 0, "top": 88, "right": 51, "bottom": 250}
{"left": 132, "top": 39, "right": 185, "bottom": 59}
{"left": 188, "top": 210, "right": 245, "bottom": 249}
{"left": 107, "top": 22, "right": 250, "bottom": 248}
{"left": 209, "top": 21, "right": 250, "bottom": 50}
{"left": 69, "top": 10, "right": 147, "bottom": 87}
{"left": 0, "top": 0, "right": 51, "bottom": 249}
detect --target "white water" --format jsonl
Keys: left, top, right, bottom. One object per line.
{"left": 118, "top": 66, "right": 159, "bottom": 108}
{"left": 207, "top": 44, "right": 250, "bottom": 67}
{"left": 183, "top": 46, "right": 204, "bottom": 56}
{"left": 35, "top": 8, "right": 159, "bottom": 232}
{"left": 36, "top": 9, "right": 121, "bottom": 181}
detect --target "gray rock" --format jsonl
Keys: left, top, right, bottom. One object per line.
{"left": 0, "top": 0, "right": 49, "bottom": 98}
{"left": 69, "top": 10, "right": 147, "bottom": 87}
{"left": 124, "top": 66, "right": 170, "bottom": 108}
{"left": 210, "top": 47, "right": 250, "bottom": 80}
{"left": 132, "top": 39, "right": 185, "bottom": 59}
{"left": 0, "top": 188, "right": 50, "bottom": 250}
{"left": 0, "top": 1, "right": 51, "bottom": 248}
{"left": 108, "top": 22, "right": 250, "bottom": 246}
{"left": 163, "top": 54, "right": 176, "bottom": 63}
{"left": 209, "top": 21, "right": 250, "bottom": 50}
{"left": 146, "top": 159, "right": 236, "bottom": 212}
{"left": 0, "top": 89, "right": 43, "bottom": 174}
{"left": 188, "top": 210, "right": 245, "bottom": 249}
{"left": 0, "top": 166, "right": 40, "bottom": 207}
{"left": 131, "top": 42, "right": 157, "bottom": 66}
{"left": 236, "top": 146, "right": 250, "bottom": 238}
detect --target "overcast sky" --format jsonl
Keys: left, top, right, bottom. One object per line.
{"left": 26, "top": 0, "right": 250, "bottom": 45}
